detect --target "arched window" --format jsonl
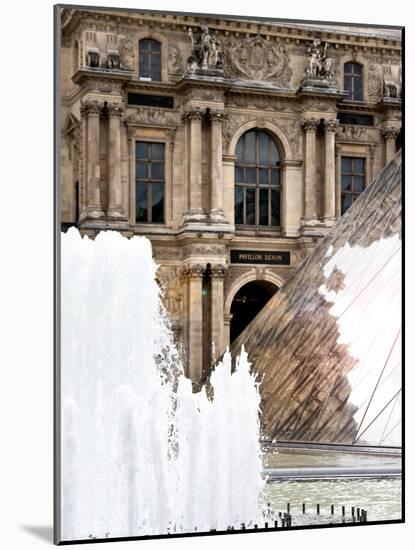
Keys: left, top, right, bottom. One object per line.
{"left": 234, "top": 130, "right": 281, "bottom": 227}
{"left": 344, "top": 62, "right": 363, "bottom": 101}
{"left": 139, "top": 39, "right": 161, "bottom": 81}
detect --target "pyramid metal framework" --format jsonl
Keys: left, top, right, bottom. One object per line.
{"left": 230, "top": 152, "right": 402, "bottom": 445}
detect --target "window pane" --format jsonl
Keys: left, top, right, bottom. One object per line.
{"left": 245, "top": 131, "right": 256, "bottom": 164}
{"left": 259, "top": 189, "right": 269, "bottom": 225}
{"left": 150, "top": 40, "right": 161, "bottom": 52}
{"left": 341, "top": 175, "right": 352, "bottom": 192}
{"left": 259, "top": 168, "right": 269, "bottom": 186}
{"left": 269, "top": 141, "right": 279, "bottom": 164}
{"left": 136, "top": 162, "right": 148, "bottom": 180}
{"left": 139, "top": 53, "right": 149, "bottom": 77}
{"left": 270, "top": 169, "right": 280, "bottom": 187}
{"left": 246, "top": 188, "right": 255, "bottom": 225}
{"left": 246, "top": 167, "right": 256, "bottom": 184}
{"left": 235, "top": 187, "right": 243, "bottom": 224}
{"left": 235, "top": 166, "right": 244, "bottom": 183}
{"left": 151, "top": 57, "right": 161, "bottom": 81}
{"left": 341, "top": 193, "right": 352, "bottom": 215}
{"left": 353, "top": 63, "right": 362, "bottom": 75}
{"left": 236, "top": 139, "right": 244, "bottom": 162}
{"left": 353, "top": 175, "right": 364, "bottom": 193}
{"left": 353, "top": 158, "right": 365, "bottom": 173}
{"left": 151, "top": 163, "right": 164, "bottom": 180}
{"left": 341, "top": 157, "right": 352, "bottom": 173}
{"left": 354, "top": 76, "right": 363, "bottom": 100}
{"left": 151, "top": 143, "right": 164, "bottom": 160}
{"left": 271, "top": 190, "right": 280, "bottom": 226}
{"left": 344, "top": 76, "right": 352, "bottom": 95}
{"left": 136, "top": 183, "right": 148, "bottom": 222}
{"left": 344, "top": 63, "right": 353, "bottom": 75}
{"left": 136, "top": 142, "right": 147, "bottom": 159}
{"left": 140, "top": 39, "right": 150, "bottom": 50}
{"left": 259, "top": 132, "right": 270, "bottom": 164}
{"left": 151, "top": 183, "right": 164, "bottom": 223}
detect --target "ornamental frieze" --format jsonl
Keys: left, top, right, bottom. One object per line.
{"left": 225, "top": 36, "right": 292, "bottom": 85}
{"left": 168, "top": 43, "right": 184, "bottom": 75}
{"left": 183, "top": 244, "right": 227, "bottom": 257}
{"left": 126, "top": 108, "right": 179, "bottom": 126}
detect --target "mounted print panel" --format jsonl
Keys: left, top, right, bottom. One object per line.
{"left": 55, "top": 4, "right": 403, "bottom": 544}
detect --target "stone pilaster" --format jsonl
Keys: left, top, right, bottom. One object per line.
{"left": 80, "top": 100, "right": 105, "bottom": 220}
{"left": 209, "top": 111, "right": 228, "bottom": 223}
{"left": 183, "top": 110, "right": 206, "bottom": 223}
{"left": 301, "top": 118, "right": 319, "bottom": 224}
{"left": 210, "top": 265, "right": 227, "bottom": 362}
{"left": 381, "top": 126, "right": 400, "bottom": 165}
{"left": 323, "top": 119, "right": 338, "bottom": 224}
{"left": 107, "top": 103, "right": 125, "bottom": 219}
{"left": 181, "top": 264, "right": 205, "bottom": 384}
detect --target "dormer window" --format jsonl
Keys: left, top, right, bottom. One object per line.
{"left": 344, "top": 62, "right": 363, "bottom": 101}
{"left": 139, "top": 39, "right": 161, "bottom": 81}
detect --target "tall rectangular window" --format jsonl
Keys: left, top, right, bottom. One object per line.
{"left": 341, "top": 157, "right": 365, "bottom": 214}
{"left": 135, "top": 142, "right": 165, "bottom": 224}
{"left": 139, "top": 39, "right": 161, "bottom": 81}
{"left": 344, "top": 62, "right": 363, "bottom": 101}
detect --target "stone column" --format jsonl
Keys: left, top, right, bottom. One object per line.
{"left": 323, "top": 119, "right": 338, "bottom": 224}
{"left": 223, "top": 313, "right": 233, "bottom": 351}
{"left": 107, "top": 103, "right": 125, "bottom": 219}
{"left": 280, "top": 159, "right": 302, "bottom": 237}
{"left": 335, "top": 145, "right": 341, "bottom": 219}
{"left": 381, "top": 127, "right": 399, "bottom": 165}
{"left": 81, "top": 100, "right": 104, "bottom": 219}
{"left": 182, "top": 265, "right": 205, "bottom": 385}
{"left": 302, "top": 118, "right": 319, "bottom": 224}
{"left": 210, "top": 265, "right": 227, "bottom": 362}
{"left": 183, "top": 110, "right": 205, "bottom": 223}
{"left": 210, "top": 111, "right": 227, "bottom": 223}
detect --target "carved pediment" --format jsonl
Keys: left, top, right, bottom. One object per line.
{"left": 226, "top": 36, "right": 292, "bottom": 85}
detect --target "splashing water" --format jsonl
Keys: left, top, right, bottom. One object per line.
{"left": 61, "top": 229, "right": 264, "bottom": 541}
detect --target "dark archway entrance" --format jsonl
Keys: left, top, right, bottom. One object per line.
{"left": 230, "top": 280, "right": 278, "bottom": 343}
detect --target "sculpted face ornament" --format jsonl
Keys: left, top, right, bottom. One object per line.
{"left": 186, "top": 21, "right": 224, "bottom": 74}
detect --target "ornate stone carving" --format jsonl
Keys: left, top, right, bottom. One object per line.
{"left": 367, "top": 64, "right": 382, "bottom": 99}
{"left": 118, "top": 35, "right": 134, "bottom": 70}
{"left": 181, "top": 265, "right": 206, "bottom": 279}
{"left": 182, "top": 110, "right": 204, "bottom": 122}
{"left": 380, "top": 126, "right": 400, "bottom": 140}
{"left": 210, "top": 265, "right": 228, "bottom": 279}
{"left": 382, "top": 65, "right": 402, "bottom": 98}
{"left": 183, "top": 244, "right": 227, "bottom": 257}
{"left": 153, "top": 247, "right": 183, "bottom": 261}
{"left": 126, "top": 108, "right": 178, "bottom": 126}
{"left": 82, "top": 78, "right": 124, "bottom": 95}
{"left": 323, "top": 120, "right": 339, "bottom": 133}
{"left": 222, "top": 114, "right": 251, "bottom": 152}
{"left": 80, "top": 99, "right": 102, "bottom": 116}
{"left": 273, "top": 119, "right": 302, "bottom": 158}
{"left": 302, "top": 118, "right": 319, "bottom": 132}
{"left": 301, "top": 100, "right": 337, "bottom": 113}
{"left": 107, "top": 103, "right": 124, "bottom": 117}
{"left": 168, "top": 43, "right": 184, "bottom": 74}
{"left": 186, "top": 22, "right": 224, "bottom": 74}
{"left": 336, "top": 126, "right": 368, "bottom": 141}
{"left": 301, "top": 38, "right": 337, "bottom": 88}
{"left": 226, "top": 36, "right": 292, "bottom": 85}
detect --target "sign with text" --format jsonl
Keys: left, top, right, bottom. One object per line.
{"left": 230, "top": 249, "right": 291, "bottom": 265}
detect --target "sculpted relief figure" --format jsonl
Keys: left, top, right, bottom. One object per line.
{"left": 186, "top": 21, "right": 223, "bottom": 74}
{"left": 303, "top": 38, "right": 335, "bottom": 83}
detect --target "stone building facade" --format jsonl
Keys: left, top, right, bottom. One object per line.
{"left": 59, "top": 7, "right": 402, "bottom": 386}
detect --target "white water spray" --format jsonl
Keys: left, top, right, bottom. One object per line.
{"left": 61, "top": 229, "right": 264, "bottom": 541}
